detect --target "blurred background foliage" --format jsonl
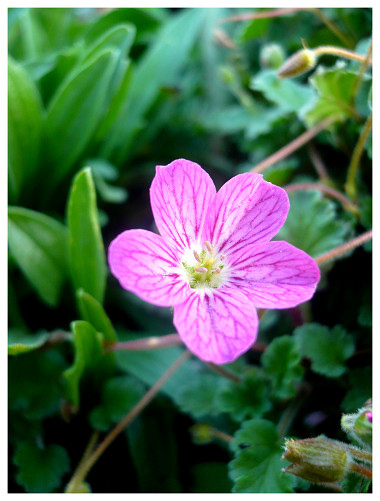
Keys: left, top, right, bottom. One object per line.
{"left": 8, "top": 7, "right": 372, "bottom": 493}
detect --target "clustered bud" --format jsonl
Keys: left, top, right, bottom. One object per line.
{"left": 277, "top": 48, "right": 317, "bottom": 79}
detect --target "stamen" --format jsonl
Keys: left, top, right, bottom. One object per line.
{"left": 194, "top": 266, "right": 208, "bottom": 273}
{"left": 215, "top": 268, "right": 221, "bottom": 274}
{"left": 193, "top": 250, "right": 202, "bottom": 263}
{"left": 205, "top": 241, "right": 214, "bottom": 253}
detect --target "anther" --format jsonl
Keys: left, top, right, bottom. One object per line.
{"left": 205, "top": 241, "right": 213, "bottom": 253}
{"left": 215, "top": 268, "right": 220, "bottom": 274}
{"left": 194, "top": 266, "right": 208, "bottom": 273}
{"left": 193, "top": 250, "right": 202, "bottom": 263}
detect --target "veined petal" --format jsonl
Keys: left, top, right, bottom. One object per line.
{"left": 108, "top": 229, "right": 189, "bottom": 307}
{"left": 173, "top": 289, "right": 258, "bottom": 364}
{"left": 150, "top": 159, "right": 216, "bottom": 253}
{"left": 204, "top": 173, "right": 289, "bottom": 255}
{"left": 229, "top": 241, "right": 320, "bottom": 308}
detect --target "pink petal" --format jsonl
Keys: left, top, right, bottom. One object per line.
{"left": 150, "top": 159, "right": 216, "bottom": 253}
{"left": 204, "top": 173, "right": 289, "bottom": 255}
{"left": 108, "top": 229, "right": 190, "bottom": 307}
{"left": 173, "top": 288, "right": 258, "bottom": 364}
{"left": 229, "top": 241, "right": 320, "bottom": 308}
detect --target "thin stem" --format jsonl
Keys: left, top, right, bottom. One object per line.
{"left": 251, "top": 118, "right": 334, "bottom": 174}
{"left": 342, "top": 444, "right": 372, "bottom": 464}
{"left": 209, "top": 427, "right": 233, "bottom": 444}
{"left": 315, "top": 230, "right": 372, "bottom": 265}
{"left": 277, "top": 383, "right": 310, "bottom": 437}
{"left": 307, "top": 143, "right": 330, "bottom": 182}
{"left": 352, "top": 39, "right": 372, "bottom": 102}
{"left": 251, "top": 342, "right": 268, "bottom": 353}
{"left": 284, "top": 182, "right": 358, "bottom": 214}
{"left": 205, "top": 362, "right": 242, "bottom": 383}
{"left": 313, "top": 45, "right": 372, "bottom": 65}
{"left": 65, "top": 432, "right": 99, "bottom": 493}
{"left": 309, "top": 9, "right": 354, "bottom": 48}
{"left": 105, "top": 333, "right": 182, "bottom": 352}
{"left": 214, "top": 28, "right": 235, "bottom": 49}
{"left": 220, "top": 8, "right": 302, "bottom": 24}
{"left": 65, "top": 350, "right": 191, "bottom": 490}
{"left": 345, "top": 113, "right": 372, "bottom": 201}
{"left": 349, "top": 462, "right": 372, "bottom": 480}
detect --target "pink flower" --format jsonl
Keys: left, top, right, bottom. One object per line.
{"left": 109, "top": 159, "right": 320, "bottom": 364}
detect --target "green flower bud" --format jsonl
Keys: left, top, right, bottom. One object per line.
{"left": 190, "top": 423, "right": 213, "bottom": 444}
{"left": 260, "top": 44, "right": 286, "bottom": 69}
{"left": 282, "top": 437, "right": 351, "bottom": 484}
{"left": 342, "top": 405, "right": 372, "bottom": 448}
{"left": 277, "top": 49, "right": 316, "bottom": 78}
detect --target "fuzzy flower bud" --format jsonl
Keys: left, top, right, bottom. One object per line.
{"left": 260, "top": 43, "right": 286, "bottom": 69}
{"left": 277, "top": 49, "right": 316, "bottom": 78}
{"left": 282, "top": 437, "right": 351, "bottom": 485}
{"left": 190, "top": 423, "right": 213, "bottom": 444}
{"left": 342, "top": 406, "right": 372, "bottom": 448}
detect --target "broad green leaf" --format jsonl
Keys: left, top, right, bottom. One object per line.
{"left": 261, "top": 336, "right": 304, "bottom": 399}
{"left": 341, "top": 367, "right": 372, "bottom": 412}
{"left": 9, "top": 350, "right": 67, "bottom": 419}
{"left": 62, "top": 320, "right": 104, "bottom": 407}
{"left": 46, "top": 49, "right": 118, "bottom": 187}
{"left": 67, "top": 167, "right": 106, "bottom": 304}
{"left": 8, "top": 207, "right": 68, "bottom": 307}
{"left": 294, "top": 323, "right": 355, "bottom": 378}
{"left": 302, "top": 65, "right": 363, "bottom": 127}
{"left": 250, "top": 69, "right": 314, "bottom": 114}
{"left": 76, "top": 289, "right": 117, "bottom": 342}
{"left": 229, "top": 418, "right": 295, "bottom": 493}
{"left": 8, "top": 329, "right": 49, "bottom": 355}
{"left": 89, "top": 375, "right": 145, "bottom": 431}
{"left": 216, "top": 368, "right": 271, "bottom": 420}
{"left": 276, "top": 190, "right": 351, "bottom": 258}
{"left": 13, "top": 441, "right": 70, "bottom": 493}
{"left": 101, "top": 8, "right": 204, "bottom": 164}
{"left": 8, "top": 57, "right": 44, "bottom": 202}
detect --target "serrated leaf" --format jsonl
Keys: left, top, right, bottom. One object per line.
{"left": 8, "top": 329, "right": 49, "bottom": 355}
{"left": 341, "top": 367, "right": 372, "bottom": 412}
{"left": 13, "top": 441, "right": 70, "bottom": 493}
{"left": 302, "top": 65, "right": 362, "bottom": 127}
{"left": 89, "top": 375, "right": 145, "bottom": 431}
{"left": 216, "top": 368, "right": 271, "bottom": 421}
{"left": 294, "top": 323, "right": 355, "bottom": 378}
{"left": 46, "top": 49, "right": 118, "bottom": 187}
{"left": 8, "top": 57, "right": 44, "bottom": 203}
{"left": 67, "top": 167, "right": 106, "bottom": 304}
{"left": 229, "top": 418, "right": 295, "bottom": 493}
{"left": 76, "top": 289, "right": 117, "bottom": 342}
{"left": 261, "top": 335, "right": 304, "bottom": 399}
{"left": 62, "top": 320, "right": 104, "bottom": 407}
{"left": 276, "top": 190, "right": 351, "bottom": 258}
{"left": 8, "top": 207, "right": 68, "bottom": 307}
{"left": 9, "top": 350, "right": 67, "bottom": 419}
{"left": 250, "top": 69, "right": 314, "bottom": 114}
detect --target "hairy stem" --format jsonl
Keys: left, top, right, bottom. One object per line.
{"left": 284, "top": 182, "right": 358, "bottom": 214}
{"left": 345, "top": 113, "right": 372, "bottom": 201}
{"left": 313, "top": 45, "right": 372, "bottom": 65}
{"left": 342, "top": 444, "right": 372, "bottom": 464}
{"left": 251, "top": 118, "right": 334, "bottom": 174}
{"left": 65, "top": 350, "right": 191, "bottom": 491}
{"left": 349, "top": 462, "right": 372, "bottom": 480}
{"left": 209, "top": 427, "right": 233, "bottom": 444}
{"left": 352, "top": 39, "right": 372, "bottom": 102}
{"left": 105, "top": 333, "right": 182, "bottom": 352}
{"left": 315, "top": 230, "right": 372, "bottom": 265}
{"left": 308, "top": 9, "right": 354, "bottom": 48}
{"left": 205, "top": 362, "right": 242, "bottom": 383}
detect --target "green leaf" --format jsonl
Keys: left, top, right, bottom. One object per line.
{"left": 261, "top": 335, "right": 304, "bottom": 399}
{"left": 9, "top": 350, "right": 67, "bottom": 419}
{"left": 341, "top": 367, "right": 372, "bottom": 412}
{"left": 46, "top": 49, "right": 118, "bottom": 187}
{"left": 216, "top": 368, "right": 271, "bottom": 420}
{"left": 89, "top": 375, "right": 145, "bottom": 431}
{"left": 229, "top": 418, "right": 295, "bottom": 493}
{"left": 101, "top": 8, "right": 204, "bottom": 163}
{"left": 13, "top": 441, "right": 70, "bottom": 493}
{"left": 8, "top": 329, "right": 49, "bottom": 355}
{"left": 190, "top": 462, "right": 233, "bottom": 493}
{"left": 302, "top": 65, "right": 362, "bottom": 127}
{"left": 76, "top": 289, "right": 117, "bottom": 342}
{"left": 8, "top": 57, "right": 44, "bottom": 202}
{"left": 88, "top": 159, "right": 128, "bottom": 204}
{"left": 294, "top": 323, "right": 355, "bottom": 378}
{"left": 62, "top": 320, "right": 104, "bottom": 407}
{"left": 8, "top": 207, "right": 68, "bottom": 307}
{"left": 67, "top": 167, "right": 106, "bottom": 304}
{"left": 276, "top": 190, "right": 351, "bottom": 258}
{"left": 250, "top": 69, "right": 314, "bottom": 114}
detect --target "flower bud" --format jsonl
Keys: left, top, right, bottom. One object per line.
{"left": 277, "top": 49, "right": 316, "bottom": 78}
{"left": 341, "top": 404, "right": 372, "bottom": 448}
{"left": 190, "top": 423, "right": 213, "bottom": 444}
{"left": 260, "top": 44, "right": 286, "bottom": 69}
{"left": 282, "top": 437, "right": 351, "bottom": 484}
